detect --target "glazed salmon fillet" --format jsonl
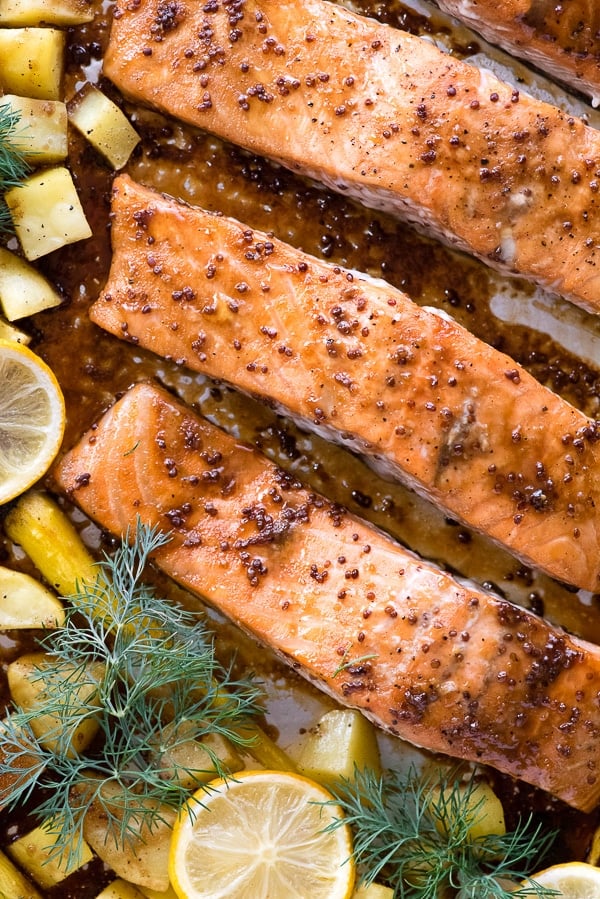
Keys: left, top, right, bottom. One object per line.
{"left": 436, "top": 0, "right": 600, "bottom": 105}
{"left": 103, "top": 0, "right": 600, "bottom": 313}
{"left": 54, "top": 381, "right": 600, "bottom": 810}
{"left": 90, "top": 175, "right": 600, "bottom": 593}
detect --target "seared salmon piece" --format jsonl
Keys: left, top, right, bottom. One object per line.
{"left": 54, "top": 381, "right": 600, "bottom": 811}
{"left": 103, "top": 0, "right": 600, "bottom": 313}
{"left": 90, "top": 175, "right": 600, "bottom": 593}
{"left": 436, "top": 0, "right": 600, "bottom": 105}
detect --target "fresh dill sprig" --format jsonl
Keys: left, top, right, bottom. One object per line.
{"left": 0, "top": 101, "right": 29, "bottom": 233}
{"left": 324, "top": 765, "right": 560, "bottom": 898}
{"left": 0, "top": 521, "right": 263, "bottom": 863}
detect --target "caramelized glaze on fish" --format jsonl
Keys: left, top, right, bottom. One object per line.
{"left": 91, "top": 175, "right": 600, "bottom": 593}
{"left": 104, "top": 0, "right": 600, "bottom": 312}
{"left": 436, "top": 0, "right": 600, "bottom": 105}
{"left": 54, "top": 381, "right": 600, "bottom": 811}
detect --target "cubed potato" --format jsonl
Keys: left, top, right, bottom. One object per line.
{"left": 3, "top": 490, "right": 97, "bottom": 597}
{"left": 7, "top": 651, "right": 103, "bottom": 756}
{"left": 79, "top": 780, "right": 175, "bottom": 892}
{"left": 96, "top": 880, "right": 148, "bottom": 899}
{"left": 0, "top": 0, "right": 94, "bottom": 26}
{"left": 0, "top": 847, "right": 43, "bottom": 899}
{"left": 0, "top": 315, "right": 30, "bottom": 344}
{"left": 138, "top": 885, "right": 179, "bottom": 899}
{"left": 0, "top": 566, "right": 64, "bottom": 628}
{"left": 2, "top": 95, "right": 68, "bottom": 164}
{"left": 462, "top": 781, "right": 506, "bottom": 841}
{"left": 4, "top": 166, "right": 92, "bottom": 260}
{"left": 0, "top": 246, "right": 62, "bottom": 319}
{"left": 158, "top": 724, "right": 243, "bottom": 789}
{"left": 0, "top": 28, "right": 65, "bottom": 100}
{"left": 68, "top": 85, "right": 140, "bottom": 170}
{"left": 352, "top": 883, "right": 394, "bottom": 899}
{"left": 434, "top": 780, "right": 506, "bottom": 841}
{"left": 296, "top": 709, "right": 382, "bottom": 790}
{"left": 7, "top": 819, "right": 93, "bottom": 889}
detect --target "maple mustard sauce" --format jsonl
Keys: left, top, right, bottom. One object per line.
{"left": 2, "top": 2, "right": 600, "bottom": 893}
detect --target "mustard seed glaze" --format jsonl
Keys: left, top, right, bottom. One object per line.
{"left": 2, "top": 0, "right": 600, "bottom": 893}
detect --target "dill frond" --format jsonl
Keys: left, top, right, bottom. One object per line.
{"left": 0, "top": 101, "right": 29, "bottom": 233}
{"left": 324, "top": 765, "right": 560, "bottom": 899}
{"left": 0, "top": 520, "right": 263, "bottom": 865}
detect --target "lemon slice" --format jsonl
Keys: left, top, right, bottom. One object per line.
{"left": 169, "top": 769, "right": 355, "bottom": 899}
{"left": 526, "top": 862, "right": 600, "bottom": 896}
{"left": 0, "top": 338, "right": 65, "bottom": 504}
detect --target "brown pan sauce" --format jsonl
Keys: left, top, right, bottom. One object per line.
{"left": 2, "top": 1, "right": 600, "bottom": 894}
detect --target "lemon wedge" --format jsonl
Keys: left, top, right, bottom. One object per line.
{"left": 0, "top": 338, "right": 65, "bottom": 504}
{"left": 169, "top": 769, "right": 355, "bottom": 899}
{"left": 526, "top": 861, "right": 600, "bottom": 896}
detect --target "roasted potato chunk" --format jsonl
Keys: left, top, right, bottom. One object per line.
{"left": 68, "top": 85, "right": 140, "bottom": 170}
{"left": 0, "top": 27, "right": 65, "bottom": 100}
{"left": 4, "top": 166, "right": 92, "bottom": 260}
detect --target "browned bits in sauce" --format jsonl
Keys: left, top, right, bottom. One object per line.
{"left": 9, "top": 1, "right": 600, "bottom": 875}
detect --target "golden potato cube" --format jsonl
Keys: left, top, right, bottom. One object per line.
{"left": 0, "top": 246, "right": 62, "bottom": 319}
{"left": 0, "top": 565, "right": 64, "bottom": 628}
{"left": 0, "top": 28, "right": 65, "bottom": 100}
{"left": 462, "top": 781, "right": 506, "bottom": 841}
{"left": 2, "top": 95, "right": 67, "bottom": 164}
{"left": 7, "top": 651, "right": 102, "bottom": 756}
{"left": 434, "top": 780, "right": 506, "bottom": 841}
{"left": 96, "top": 880, "right": 148, "bottom": 899}
{"left": 158, "top": 728, "right": 243, "bottom": 789}
{"left": 68, "top": 84, "right": 140, "bottom": 170}
{"left": 138, "top": 885, "right": 179, "bottom": 899}
{"left": 80, "top": 781, "right": 175, "bottom": 892}
{"left": 0, "top": 315, "right": 31, "bottom": 344}
{"left": 5, "top": 166, "right": 92, "bottom": 260}
{"left": 353, "top": 884, "right": 394, "bottom": 899}
{"left": 3, "top": 490, "right": 97, "bottom": 597}
{"left": 296, "top": 709, "right": 382, "bottom": 790}
{"left": 0, "top": 847, "right": 43, "bottom": 899}
{"left": 7, "top": 819, "right": 93, "bottom": 889}
{"left": 0, "top": 0, "right": 94, "bottom": 25}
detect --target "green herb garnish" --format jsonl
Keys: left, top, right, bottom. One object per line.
{"left": 0, "top": 521, "right": 262, "bottom": 862}
{"left": 0, "top": 101, "right": 29, "bottom": 232}
{"left": 325, "top": 765, "right": 559, "bottom": 898}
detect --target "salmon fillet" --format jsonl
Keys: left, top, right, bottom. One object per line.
{"left": 435, "top": 0, "right": 600, "bottom": 105}
{"left": 53, "top": 381, "right": 600, "bottom": 811}
{"left": 90, "top": 175, "right": 600, "bottom": 593}
{"left": 103, "top": 0, "right": 600, "bottom": 313}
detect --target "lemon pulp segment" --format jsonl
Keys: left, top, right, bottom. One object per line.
{"left": 169, "top": 770, "right": 355, "bottom": 899}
